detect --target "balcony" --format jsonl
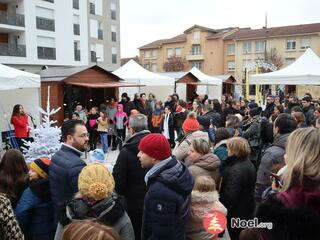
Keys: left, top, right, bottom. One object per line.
{"left": 37, "top": 46, "right": 56, "bottom": 60}
{"left": 186, "top": 52, "right": 204, "bottom": 61}
{"left": 73, "top": 23, "right": 80, "bottom": 35}
{"left": 74, "top": 49, "right": 80, "bottom": 61}
{"left": 91, "top": 51, "right": 96, "bottom": 62}
{"left": 73, "top": 0, "right": 79, "bottom": 9}
{"left": 0, "top": 11, "right": 25, "bottom": 27}
{"left": 0, "top": 43, "right": 26, "bottom": 57}
{"left": 36, "top": 17, "right": 55, "bottom": 31}
{"left": 98, "top": 29, "right": 103, "bottom": 40}
{"left": 43, "top": 0, "right": 54, "bottom": 3}
{"left": 90, "top": 3, "right": 95, "bottom": 14}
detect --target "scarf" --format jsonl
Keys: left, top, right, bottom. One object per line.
{"left": 144, "top": 157, "right": 172, "bottom": 185}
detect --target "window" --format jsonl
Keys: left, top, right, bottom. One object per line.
{"left": 112, "top": 47, "right": 117, "bottom": 64}
{"left": 98, "top": 22, "right": 103, "bottom": 40}
{"left": 191, "top": 45, "right": 201, "bottom": 55}
{"left": 255, "top": 41, "right": 265, "bottom": 53}
{"left": 193, "top": 31, "right": 200, "bottom": 40}
{"left": 175, "top": 48, "right": 181, "bottom": 57}
{"left": 227, "top": 44, "right": 235, "bottom": 55}
{"left": 37, "top": 36, "right": 55, "bottom": 60}
{"left": 73, "top": 0, "right": 79, "bottom": 9}
{"left": 111, "top": 25, "right": 116, "bottom": 42}
{"left": 227, "top": 61, "right": 235, "bottom": 71}
{"left": 144, "top": 64, "right": 150, "bottom": 70}
{"left": 144, "top": 50, "right": 150, "bottom": 59}
{"left": 111, "top": 2, "right": 116, "bottom": 20}
{"left": 74, "top": 41, "right": 80, "bottom": 61}
{"left": 243, "top": 41, "right": 252, "bottom": 53}
{"left": 90, "top": 1, "right": 95, "bottom": 14}
{"left": 249, "top": 85, "right": 256, "bottom": 95}
{"left": 285, "top": 58, "right": 295, "bottom": 66}
{"left": 151, "top": 64, "right": 157, "bottom": 72}
{"left": 242, "top": 59, "right": 251, "bottom": 70}
{"left": 286, "top": 39, "right": 296, "bottom": 50}
{"left": 300, "top": 38, "right": 310, "bottom": 49}
{"left": 192, "top": 61, "right": 202, "bottom": 70}
{"left": 167, "top": 48, "right": 173, "bottom": 58}
{"left": 151, "top": 50, "right": 157, "bottom": 58}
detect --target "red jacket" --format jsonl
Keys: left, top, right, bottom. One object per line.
{"left": 11, "top": 115, "right": 29, "bottom": 137}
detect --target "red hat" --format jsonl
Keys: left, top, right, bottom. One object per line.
{"left": 182, "top": 113, "right": 200, "bottom": 133}
{"left": 139, "top": 133, "right": 171, "bottom": 160}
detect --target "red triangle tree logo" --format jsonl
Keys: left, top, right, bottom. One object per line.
{"left": 203, "top": 210, "right": 227, "bottom": 235}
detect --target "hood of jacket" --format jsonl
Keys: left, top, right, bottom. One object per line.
{"left": 148, "top": 156, "right": 194, "bottom": 196}
{"left": 30, "top": 178, "right": 51, "bottom": 200}
{"left": 186, "top": 130, "right": 209, "bottom": 142}
{"left": 190, "top": 190, "right": 220, "bottom": 220}
{"left": 273, "top": 133, "right": 290, "bottom": 149}
{"left": 193, "top": 153, "right": 220, "bottom": 172}
{"left": 213, "top": 139, "right": 227, "bottom": 150}
{"left": 66, "top": 194, "right": 124, "bottom": 226}
{"left": 123, "top": 130, "right": 150, "bottom": 153}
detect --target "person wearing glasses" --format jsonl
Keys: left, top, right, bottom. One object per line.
{"left": 49, "top": 120, "right": 88, "bottom": 224}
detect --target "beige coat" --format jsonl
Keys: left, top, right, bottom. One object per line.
{"left": 173, "top": 130, "right": 209, "bottom": 161}
{"left": 97, "top": 117, "right": 109, "bottom": 132}
{"left": 187, "top": 153, "right": 221, "bottom": 185}
{"left": 187, "top": 190, "right": 227, "bottom": 240}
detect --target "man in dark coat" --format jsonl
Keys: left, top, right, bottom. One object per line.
{"left": 301, "top": 96, "right": 315, "bottom": 126}
{"left": 112, "top": 114, "right": 150, "bottom": 240}
{"left": 138, "top": 133, "right": 193, "bottom": 240}
{"left": 255, "top": 113, "right": 297, "bottom": 203}
{"left": 262, "top": 95, "right": 276, "bottom": 119}
{"left": 49, "top": 120, "right": 87, "bottom": 223}
{"left": 197, "top": 104, "right": 221, "bottom": 129}
{"left": 118, "top": 92, "right": 136, "bottom": 117}
{"left": 221, "top": 99, "right": 240, "bottom": 126}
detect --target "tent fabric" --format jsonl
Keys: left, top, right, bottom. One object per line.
{"left": 250, "top": 48, "right": 320, "bottom": 85}
{"left": 179, "top": 67, "right": 222, "bottom": 85}
{"left": 0, "top": 64, "right": 40, "bottom": 90}
{"left": 113, "top": 60, "right": 175, "bottom": 86}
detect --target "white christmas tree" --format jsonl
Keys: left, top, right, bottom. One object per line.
{"left": 22, "top": 86, "right": 62, "bottom": 163}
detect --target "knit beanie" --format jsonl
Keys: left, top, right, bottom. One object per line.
{"left": 138, "top": 133, "right": 171, "bottom": 160}
{"left": 30, "top": 158, "right": 50, "bottom": 179}
{"left": 182, "top": 112, "right": 200, "bottom": 133}
{"left": 78, "top": 164, "right": 115, "bottom": 201}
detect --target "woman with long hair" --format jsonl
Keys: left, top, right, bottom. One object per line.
{"left": 0, "top": 149, "right": 28, "bottom": 208}
{"left": 240, "top": 128, "right": 320, "bottom": 239}
{"left": 11, "top": 104, "right": 29, "bottom": 149}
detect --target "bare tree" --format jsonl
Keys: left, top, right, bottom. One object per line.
{"left": 121, "top": 56, "right": 139, "bottom": 66}
{"left": 163, "top": 56, "right": 186, "bottom": 72}
{"left": 258, "top": 47, "right": 283, "bottom": 72}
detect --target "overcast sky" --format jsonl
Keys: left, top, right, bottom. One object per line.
{"left": 119, "top": 0, "right": 320, "bottom": 58}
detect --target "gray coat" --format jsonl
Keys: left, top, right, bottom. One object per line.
{"left": 255, "top": 133, "right": 289, "bottom": 202}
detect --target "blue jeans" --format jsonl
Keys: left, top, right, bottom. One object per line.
{"left": 99, "top": 132, "right": 108, "bottom": 153}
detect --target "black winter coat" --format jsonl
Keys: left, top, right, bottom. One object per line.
{"left": 197, "top": 110, "right": 221, "bottom": 129}
{"left": 220, "top": 156, "right": 256, "bottom": 240}
{"left": 112, "top": 130, "right": 150, "bottom": 240}
{"left": 221, "top": 107, "right": 240, "bottom": 125}
{"left": 142, "top": 157, "right": 194, "bottom": 240}
{"left": 302, "top": 105, "right": 315, "bottom": 126}
{"left": 49, "top": 144, "right": 86, "bottom": 222}
{"left": 119, "top": 98, "right": 136, "bottom": 116}
{"left": 262, "top": 103, "right": 275, "bottom": 119}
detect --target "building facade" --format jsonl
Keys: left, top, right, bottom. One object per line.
{"left": 0, "top": 0, "right": 120, "bottom": 73}
{"left": 139, "top": 23, "right": 320, "bottom": 97}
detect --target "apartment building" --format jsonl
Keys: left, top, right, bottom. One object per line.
{"left": 139, "top": 25, "right": 237, "bottom": 74}
{"left": 0, "top": 0, "right": 120, "bottom": 73}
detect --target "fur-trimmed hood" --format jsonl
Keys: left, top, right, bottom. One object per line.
{"left": 191, "top": 190, "right": 219, "bottom": 203}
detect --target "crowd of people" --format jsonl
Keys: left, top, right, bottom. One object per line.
{"left": 1, "top": 90, "right": 320, "bottom": 240}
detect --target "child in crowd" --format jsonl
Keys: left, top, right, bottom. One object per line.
{"left": 151, "top": 101, "right": 164, "bottom": 133}
{"left": 113, "top": 104, "right": 128, "bottom": 150}
{"left": 15, "top": 158, "right": 55, "bottom": 240}
{"left": 97, "top": 111, "right": 109, "bottom": 154}
{"left": 187, "top": 175, "right": 227, "bottom": 240}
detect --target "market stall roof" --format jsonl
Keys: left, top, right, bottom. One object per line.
{"left": 250, "top": 48, "right": 320, "bottom": 85}
{"left": 0, "top": 64, "right": 40, "bottom": 90}
{"left": 40, "top": 65, "right": 142, "bottom": 88}
{"left": 113, "top": 60, "right": 175, "bottom": 86}
{"left": 177, "top": 67, "right": 222, "bottom": 85}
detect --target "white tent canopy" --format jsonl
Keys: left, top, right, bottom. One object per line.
{"left": 113, "top": 60, "right": 175, "bottom": 86}
{"left": 0, "top": 64, "right": 40, "bottom": 90}
{"left": 186, "top": 67, "right": 223, "bottom": 86}
{"left": 113, "top": 60, "right": 175, "bottom": 101}
{"left": 250, "top": 48, "right": 320, "bottom": 85}
{"left": 0, "top": 64, "right": 41, "bottom": 133}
